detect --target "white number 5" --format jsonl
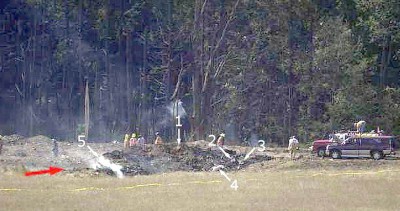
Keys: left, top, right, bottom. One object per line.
{"left": 78, "top": 135, "right": 86, "bottom": 147}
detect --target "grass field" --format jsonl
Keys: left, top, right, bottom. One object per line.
{"left": 1, "top": 164, "right": 400, "bottom": 211}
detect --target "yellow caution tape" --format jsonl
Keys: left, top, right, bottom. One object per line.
{"left": 72, "top": 180, "right": 222, "bottom": 192}
{"left": 292, "top": 169, "right": 400, "bottom": 178}
{"left": 4, "top": 169, "right": 400, "bottom": 193}
{"left": 116, "top": 183, "right": 162, "bottom": 190}
{"left": 187, "top": 180, "right": 222, "bottom": 184}
{"left": 0, "top": 188, "right": 23, "bottom": 192}
{"left": 71, "top": 187, "right": 105, "bottom": 192}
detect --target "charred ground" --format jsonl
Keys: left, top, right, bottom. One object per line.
{"left": 1, "top": 135, "right": 399, "bottom": 178}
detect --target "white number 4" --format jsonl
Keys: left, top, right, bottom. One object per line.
{"left": 230, "top": 180, "right": 238, "bottom": 191}
{"left": 78, "top": 135, "right": 86, "bottom": 147}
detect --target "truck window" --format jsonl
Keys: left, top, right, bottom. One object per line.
{"left": 372, "top": 139, "right": 382, "bottom": 144}
{"left": 343, "top": 138, "right": 356, "bottom": 145}
{"left": 360, "top": 139, "right": 375, "bottom": 145}
{"left": 391, "top": 138, "right": 399, "bottom": 150}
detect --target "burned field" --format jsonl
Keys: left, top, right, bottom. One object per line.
{"left": 2, "top": 134, "right": 400, "bottom": 178}
{"left": 103, "top": 144, "right": 273, "bottom": 176}
{"left": 2, "top": 135, "right": 400, "bottom": 211}
{"left": 0, "top": 135, "right": 274, "bottom": 177}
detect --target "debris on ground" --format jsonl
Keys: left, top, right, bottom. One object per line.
{"left": 1, "top": 134, "right": 399, "bottom": 177}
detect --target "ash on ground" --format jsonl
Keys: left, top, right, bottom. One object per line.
{"left": 4, "top": 134, "right": 397, "bottom": 178}
{"left": 0, "top": 135, "right": 272, "bottom": 177}
{"left": 103, "top": 144, "right": 272, "bottom": 176}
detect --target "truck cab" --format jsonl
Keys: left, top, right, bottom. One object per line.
{"left": 326, "top": 136, "right": 396, "bottom": 160}
{"left": 311, "top": 139, "right": 333, "bottom": 157}
{"left": 311, "top": 133, "right": 350, "bottom": 157}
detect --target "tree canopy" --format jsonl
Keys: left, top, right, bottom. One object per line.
{"left": 0, "top": 0, "right": 399, "bottom": 143}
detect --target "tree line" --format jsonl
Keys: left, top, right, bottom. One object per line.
{"left": 0, "top": 0, "right": 399, "bottom": 144}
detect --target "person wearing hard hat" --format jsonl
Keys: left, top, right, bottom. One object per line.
{"left": 124, "top": 134, "right": 130, "bottom": 149}
{"left": 288, "top": 136, "right": 299, "bottom": 160}
{"left": 217, "top": 133, "right": 225, "bottom": 147}
{"left": 130, "top": 133, "right": 138, "bottom": 147}
{"left": 154, "top": 132, "right": 163, "bottom": 145}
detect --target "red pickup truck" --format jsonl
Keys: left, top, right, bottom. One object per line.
{"left": 310, "top": 133, "right": 351, "bottom": 157}
{"left": 326, "top": 136, "right": 397, "bottom": 159}
{"left": 310, "top": 139, "right": 333, "bottom": 157}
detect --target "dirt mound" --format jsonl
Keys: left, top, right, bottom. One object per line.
{"left": 1, "top": 134, "right": 25, "bottom": 144}
{"left": 6, "top": 135, "right": 398, "bottom": 178}
{"left": 23, "top": 135, "right": 53, "bottom": 143}
{"left": 0, "top": 135, "right": 274, "bottom": 178}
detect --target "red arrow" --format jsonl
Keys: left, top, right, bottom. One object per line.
{"left": 25, "top": 166, "right": 64, "bottom": 176}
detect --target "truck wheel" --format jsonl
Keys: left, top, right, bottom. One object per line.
{"left": 371, "top": 151, "right": 382, "bottom": 160}
{"left": 317, "top": 148, "right": 325, "bottom": 157}
{"left": 331, "top": 150, "right": 341, "bottom": 159}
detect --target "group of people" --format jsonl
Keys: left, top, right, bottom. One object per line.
{"left": 123, "top": 132, "right": 226, "bottom": 149}
{"left": 123, "top": 132, "right": 164, "bottom": 149}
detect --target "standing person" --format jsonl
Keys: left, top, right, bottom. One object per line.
{"left": 124, "top": 134, "right": 130, "bottom": 149}
{"left": 129, "top": 133, "right": 137, "bottom": 147}
{"left": 154, "top": 132, "right": 163, "bottom": 145}
{"left": 354, "top": 120, "right": 366, "bottom": 133}
{"left": 138, "top": 135, "right": 146, "bottom": 151}
{"left": 0, "top": 135, "right": 3, "bottom": 155}
{"left": 377, "top": 127, "right": 384, "bottom": 136}
{"left": 52, "top": 139, "right": 59, "bottom": 157}
{"left": 288, "top": 136, "right": 299, "bottom": 160}
{"left": 217, "top": 133, "right": 225, "bottom": 147}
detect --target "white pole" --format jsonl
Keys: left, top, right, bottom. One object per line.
{"left": 176, "top": 115, "right": 182, "bottom": 145}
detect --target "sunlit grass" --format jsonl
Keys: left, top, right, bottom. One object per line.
{"left": 1, "top": 167, "right": 400, "bottom": 211}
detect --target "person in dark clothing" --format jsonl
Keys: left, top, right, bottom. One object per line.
{"left": 52, "top": 139, "right": 59, "bottom": 157}
{"left": 0, "top": 135, "right": 3, "bottom": 155}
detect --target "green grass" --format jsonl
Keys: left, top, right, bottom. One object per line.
{"left": 1, "top": 168, "right": 400, "bottom": 211}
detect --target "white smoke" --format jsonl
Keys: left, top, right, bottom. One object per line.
{"left": 249, "top": 133, "right": 259, "bottom": 147}
{"left": 155, "top": 100, "right": 188, "bottom": 130}
{"left": 167, "top": 100, "right": 187, "bottom": 118}
{"left": 86, "top": 146, "right": 124, "bottom": 179}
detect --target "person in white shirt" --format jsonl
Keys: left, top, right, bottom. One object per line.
{"left": 138, "top": 135, "right": 146, "bottom": 151}
{"left": 288, "top": 136, "right": 299, "bottom": 160}
{"left": 354, "top": 120, "right": 366, "bottom": 133}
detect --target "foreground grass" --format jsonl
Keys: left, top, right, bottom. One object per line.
{"left": 1, "top": 166, "right": 400, "bottom": 211}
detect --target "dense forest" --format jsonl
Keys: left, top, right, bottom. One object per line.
{"left": 0, "top": 0, "right": 399, "bottom": 144}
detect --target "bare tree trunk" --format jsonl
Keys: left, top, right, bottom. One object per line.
{"left": 29, "top": 6, "right": 38, "bottom": 136}
{"left": 78, "top": 0, "right": 84, "bottom": 135}
{"left": 287, "top": 3, "right": 294, "bottom": 140}
{"left": 161, "top": 0, "right": 174, "bottom": 139}
{"left": 192, "top": 0, "right": 204, "bottom": 141}
{"left": 126, "top": 30, "right": 132, "bottom": 130}
{"left": 140, "top": 31, "right": 149, "bottom": 136}
{"left": 85, "top": 80, "right": 90, "bottom": 140}
{"left": 380, "top": 35, "right": 392, "bottom": 89}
